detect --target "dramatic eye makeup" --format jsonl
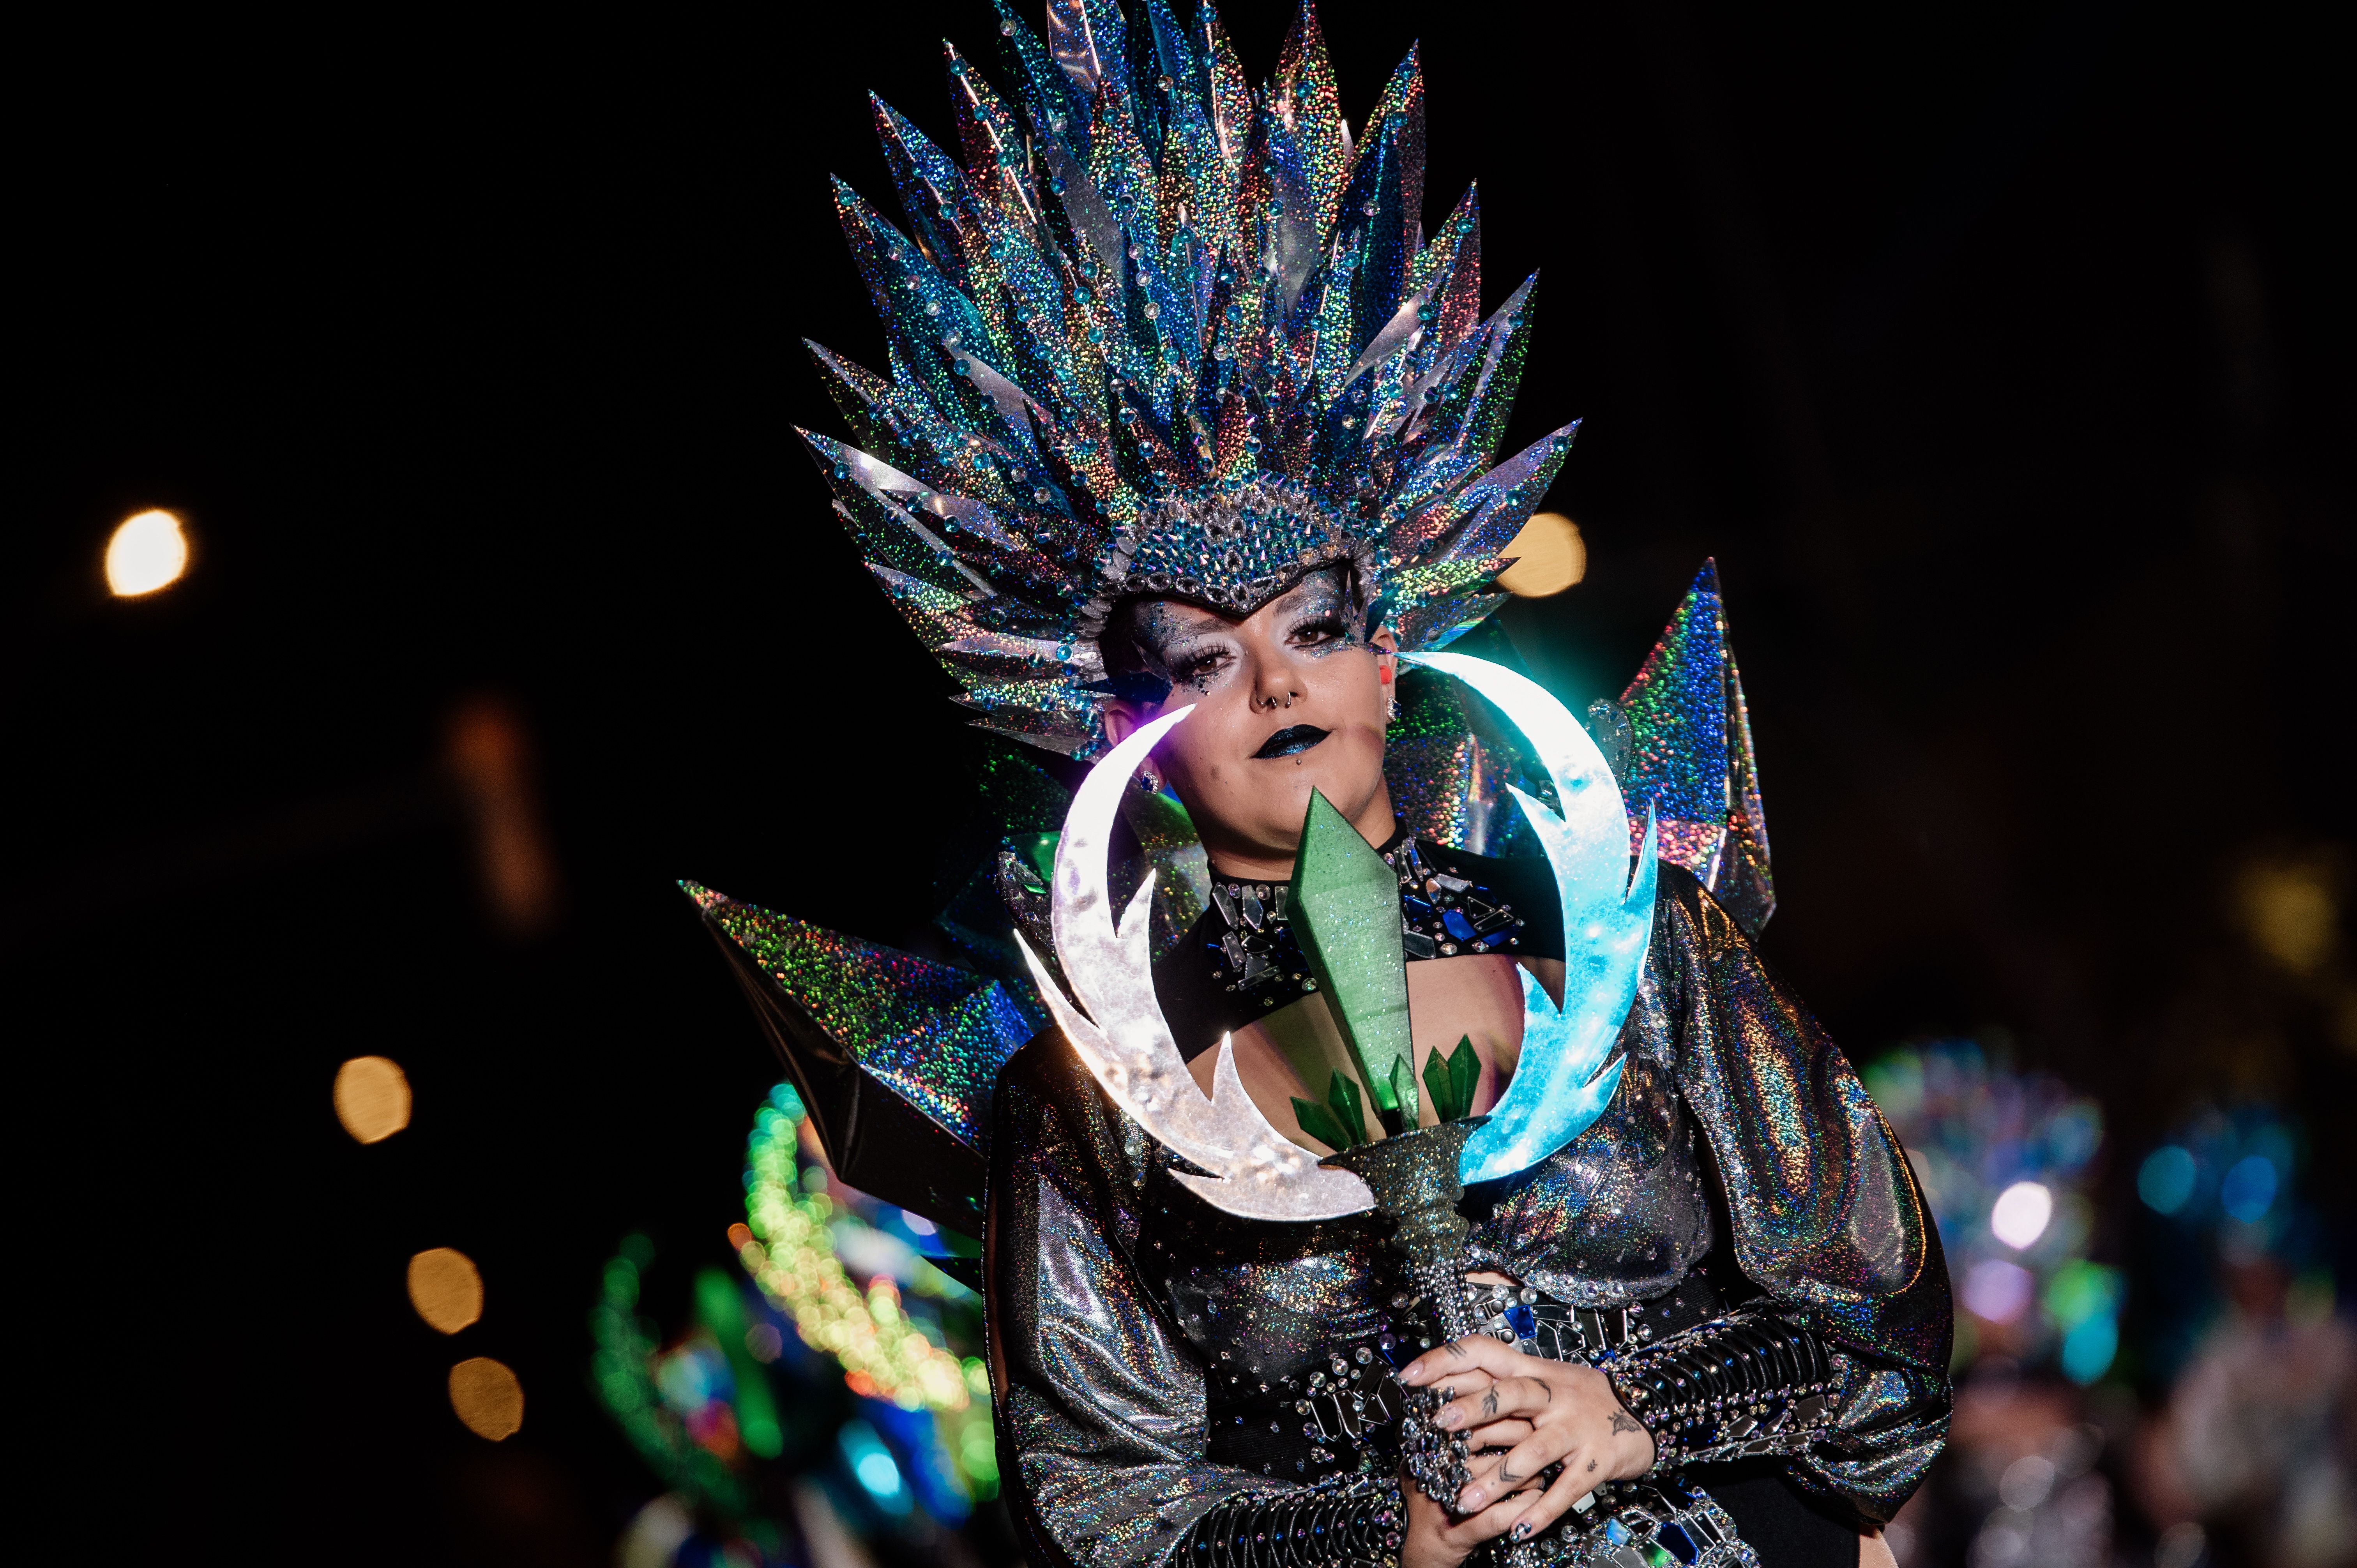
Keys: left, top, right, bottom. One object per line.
{"left": 1129, "top": 602, "right": 1242, "bottom": 693}
{"left": 1276, "top": 568, "right": 1363, "bottom": 656}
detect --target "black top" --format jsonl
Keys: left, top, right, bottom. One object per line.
{"left": 1148, "top": 831, "right": 1569, "bottom": 1061}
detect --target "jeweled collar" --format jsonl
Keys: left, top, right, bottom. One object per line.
{"left": 1202, "top": 829, "right": 1532, "bottom": 1008}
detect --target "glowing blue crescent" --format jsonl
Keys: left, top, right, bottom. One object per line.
{"left": 1403, "top": 653, "right": 1658, "bottom": 1184}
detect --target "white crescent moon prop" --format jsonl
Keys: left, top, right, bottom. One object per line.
{"left": 1014, "top": 706, "right": 1376, "bottom": 1221}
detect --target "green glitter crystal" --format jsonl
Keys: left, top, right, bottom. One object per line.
{"left": 1289, "top": 789, "right": 1416, "bottom": 1134}
{"left": 1291, "top": 1070, "right": 1371, "bottom": 1151}
{"left": 1421, "top": 1035, "right": 1481, "bottom": 1124}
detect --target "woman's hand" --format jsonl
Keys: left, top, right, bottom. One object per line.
{"left": 1398, "top": 1467, "right": 1534, "bottom": 1568}
{"left": 1399, "top": 1334, "right": 1657, "bottom": 1545}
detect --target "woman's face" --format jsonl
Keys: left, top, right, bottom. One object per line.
{"left": 1101, "top": 568, "right": 1397, "bottom": 873}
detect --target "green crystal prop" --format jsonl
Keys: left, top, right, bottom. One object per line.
{"left": 1290, "top": 1070, "right": 1372, "bottom": 1151}
{"left": 1286, "top": 792, "right": 1489, "bottom": 1511}
{"left": 1289, "top": 788, "right": 1418, "bottom": 1135}
{"left": 1422, "top": 1037, "right": 1481, "bottom": 1125}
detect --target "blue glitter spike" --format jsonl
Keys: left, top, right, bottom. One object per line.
{"left": 873, "top": 97, "right": 976, "bottom": 295}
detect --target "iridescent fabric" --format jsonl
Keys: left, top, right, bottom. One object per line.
{"left": 805, "top": 1, "right": 1573, "bottom": 757}
{"left": 987, "top": 865, "right": 1951, "bottom": 1568}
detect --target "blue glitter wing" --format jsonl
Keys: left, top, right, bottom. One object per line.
{"left": 801, "top": 2, "right": 1574, "bottom": 756}
{"left": 1617, "top": 560, "right": 1774, "bottom": 934}
{"left": 1402, "top": 655, "right": 1657, "bottom": 1185}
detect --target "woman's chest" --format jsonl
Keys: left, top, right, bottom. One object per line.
{"left": 1204, "top": 952, "right": 1534, "bottom": 1147}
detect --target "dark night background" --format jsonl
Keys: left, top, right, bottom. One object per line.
{"left": 7, "top": 1, "right": 2347, "bottom": 1561}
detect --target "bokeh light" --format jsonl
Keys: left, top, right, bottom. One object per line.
{"left": 104, "top": 509, "right": 189, "bottom": 597}
{"left": 332, "top": 1056, "right": 412, "bottom": 1144}
{"left": 2219, "top": 1153, "right": 2278, "bottom": 1222}
{"left": 407, "top": 1247, "right": 485, "bottom": 1334}
{"left": 2235, "top": 857, "right": 2338, "bottom": 974}
{"left": 838, "top": 1419, "right": 911, "bottom": 1515}
{"left": 448, "top": 1356, "right": 524, "bottom": 1440}
{"left": 1493, "top": 511, "right": 1586, "bottom": 597}
{"left": 737, "top": 1083, "right": 976, "bottom": 1413}
{"left": 1990, "top": 1180, "right": 2055, "bottom": 1250}
{"left": 2138, "top": 1144, "right": 2198, "bottom": 1214}
{"left": 1962, "top": 1258, "right": 2036, "bottom": 1323}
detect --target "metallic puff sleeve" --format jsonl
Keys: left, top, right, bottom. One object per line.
{"left": 988, "top": 1034, "right": 1282, "bottom": 1568}
{"left": 1636, "top": 865, "right": 1954, "bottom": 1522}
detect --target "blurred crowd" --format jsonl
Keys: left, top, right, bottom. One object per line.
{"left": 1871, "top": 1044, "right": 2353, "bottom": 1568}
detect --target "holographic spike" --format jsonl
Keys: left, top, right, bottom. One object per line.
{"left": 801, "top": 432, "right": 987, "bottom": 596}
{"left": 684, "top": 880, "right": 1034, "bottom": 1229}
{"left": 1046, "top": 0, "right": 1134, "bottom": 144}
{"left": 873, "top": 97, "right": 975, "bottom": 294}
{"left": 1272, "top": 2, "right": 1349, "bottom": 231}
{"left": 1617, "top": 560, "right": 1776, "bottom": 933}
{"left": 797, "top": 5, "right": 1576, "bottom": 757}
{"left": 994, "top": 0, "right": 1085, "bottom": 155}
{"left": 1196, "top": 1, "right": 1252, "bottom": 191}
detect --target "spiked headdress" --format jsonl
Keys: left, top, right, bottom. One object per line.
{"left": 804, "top": 0, "right": 1571, "bottom": 756}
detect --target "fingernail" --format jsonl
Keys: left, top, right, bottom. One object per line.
{"left": 1510, "top": 1522, "right": 1533, "bottom": 1542}
{"left": 1399, "top": 1363, "right": 1426, "bottom": 1385}
{"left": 1435, "top": 1407, "right": 1463, "bottom": 1430}
{"left": 1460, "top": 1489, "right": 1484, "bottom": 1510}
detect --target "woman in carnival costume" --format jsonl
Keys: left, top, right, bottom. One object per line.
{"left": 688, "top": 5, "right": 1950, "bottom": 1565}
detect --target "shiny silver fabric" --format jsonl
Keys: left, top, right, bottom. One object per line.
{"left": 988, "top": 866, "right": 1953, "bottom": 1568}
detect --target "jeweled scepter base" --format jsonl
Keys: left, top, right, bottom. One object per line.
{"left": 1320, "top": 1117, "right": 1487, "bottom": 1513}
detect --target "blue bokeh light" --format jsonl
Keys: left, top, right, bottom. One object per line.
{"left": 838, "top": 1418, "right": 911, "bottom": 1515}
{"left": 2060, "top": 1314, "right": 2118, "bottom": 1384}
{"left": 2137, "top": 1146, "right": 2197, "bottom": 1215}
{"left": 2219, "top": 1155, "right": 2277, "bottom": 1223}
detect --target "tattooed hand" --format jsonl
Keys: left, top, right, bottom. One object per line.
{"left": 1398, "top": 1335, "right": 1656, "bottom": 1545}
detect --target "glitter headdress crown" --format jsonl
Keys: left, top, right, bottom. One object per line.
{"left": 803, "top": 0, "right": 1575, "bottom": 755}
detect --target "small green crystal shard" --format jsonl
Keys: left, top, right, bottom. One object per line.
{"left": 1289, "top": 788, "right": 1416, "bottom": 1134}
{"left": 1292, "top": 1070, "right": 1372, "bottom": 1150}
{"left": 1422, "top": 1035, "right": 1482, "bottom": 1124}
{"left": 1011, "top": 831, "right": 1060, "bottom": 894}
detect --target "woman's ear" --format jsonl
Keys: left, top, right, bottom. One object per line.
{"left": 1372, "top": 624, "right": 1399, "bottom": 680}
{"left": 1100, "top": 702, "right": 1141, "bottom": 747}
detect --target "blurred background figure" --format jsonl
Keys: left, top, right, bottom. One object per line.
{"left": 1864, "top": 1039, "right": 2355, "bottom": 1568}
{"left": 585, "top": 1082, "right": 1007, "bottom": 1568}
{"left": 2130, "top": 1106, "right": 2355, "bottom": 1566}
{"left": 1865, "top": 1043, "right": 2122, "bottom": 1568}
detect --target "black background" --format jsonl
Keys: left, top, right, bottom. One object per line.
{"left": 8, "top": 2, "right": 2347, "bottom": 1560}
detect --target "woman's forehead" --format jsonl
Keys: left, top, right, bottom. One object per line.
{"left": 1132, "top": 567, "right": 1348, "bottom": 635}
